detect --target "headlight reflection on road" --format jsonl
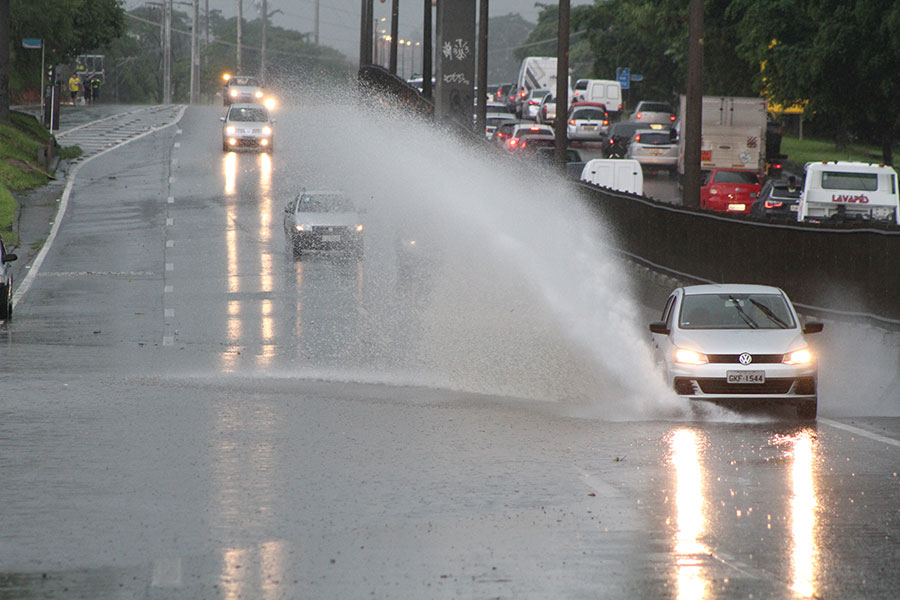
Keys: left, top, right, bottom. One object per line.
{"left": 224, "top": 151, "right": 237, "bottom": 196}
{"left": 772, "top": 429, "right": 819, "bottom": 598}
{"left": 668, "top": 428, "right": 710, "bottom": 600}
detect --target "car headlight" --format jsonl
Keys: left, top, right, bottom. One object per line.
{"left": 674, "top": 348, "right": 708, "bottom": 365}
{"left": 784, "top": 349, "right": 812, "bottom": 365}
{"left": 295, "top": 224, "right": 305, "bottom": 231}
{"left": 355, "top": 224, "right": 364, "bottom": 232}
{"left": 255, "top": 90, "right": 264, "bottom": 98}
{"left": 230, "top": 89, "right": 238, "bottom": 97}
{"left": 225, "top": 125, "right": 236, "bottom": 134}
{"left": 262, "top": 126, "right": 272, "bottom": 135}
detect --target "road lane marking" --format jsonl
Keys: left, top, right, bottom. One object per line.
{"left": 13, "top": 105, "right": 188, "bottom": 306}
{"left": 820, "top": 418, "right": 900, "bottom": 448}
{"left": 165, "top": 263, "right": 174, "bottom": 271}
{"left": 166, "top": 240, "right": 174, "bottom": 248}
{"left": 165, "top": 308, "right": 174, "bottom": 318}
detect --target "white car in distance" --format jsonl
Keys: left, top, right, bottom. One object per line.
{"left": 649, "top": 284, "right": 823, "bottom": 419}
{"left": 221, "top": 103, "right": 274, "bottom": 152}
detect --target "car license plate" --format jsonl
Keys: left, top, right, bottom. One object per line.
{"left": 726, "top": 370, "right": 765, "bottom": 384}
{"left": 583, "top": 124, "right": 596, "bottom": 131}
{"left": 650, "top": 148, "right": 663, "bottom": 155}
{"left": 790, "top": 204, "right": 799, "bottom": 212}
{"left": 321, "top": 234, "right": 341, "bottom": 242}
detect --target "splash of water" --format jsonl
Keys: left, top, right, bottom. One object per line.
{"left": 271, "top": 83, "right": 687, "bottom": 419}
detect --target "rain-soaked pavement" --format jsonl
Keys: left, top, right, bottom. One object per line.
{"left": 0, "top": 100, "right": 898, "bottom": 599}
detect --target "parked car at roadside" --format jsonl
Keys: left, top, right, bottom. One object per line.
{"left": 0, "top": 233, "right": 18, "bottom": 320}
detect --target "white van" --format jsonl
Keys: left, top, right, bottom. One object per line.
{"left": 580, "top": 158, "right": 644, "bottom": 195}
{"left": 574, "top": 79, "right": 623, "bottom": 118}
{"left": 798, "top": 161, "right": 899, "bottom": 225}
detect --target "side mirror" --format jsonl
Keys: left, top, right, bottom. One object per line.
{"left": 284, "top": 204, "right": 292, "bottom": 213}
{"left": 270, "top": 119, "right": 276, "bottom": 124}
{"left": 803, "top": 321, "right": 824, "bottom": 334}
{"left": 3, "top": 253, "right": 17, "bottom": 263}
{"left": 219, "top": 117, "right": 225, "bottom": 122}
{"left": 649, "top": 321, "right": 669, "bottom": 335}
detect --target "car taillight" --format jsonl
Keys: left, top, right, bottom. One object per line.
{"left": 603, "top": 120, "right": 609, "bottom": 126}
{"left": 764, "top": 200, "right": 784, "bottom": 209}
{"left": 618, "top": 104, "right": 622, "bottom": 111}
{"left": 634, "top": 134, "right": 642, "bottom": 142}
{"left": 509, "top": 138, "right": 519, "bottom": 147}
{"left": 529, "top": 100, "right": 538, "bottom": 105}
{"left": 670, "top": 115, "right": 676, "bottom": 121}
{"left": 636, "top": 112, "right": 643, "bottom": 120}
{"left": 530, "top": 126, "right": 541, "bottom": 132}
{"left": 569, "top": 119, "right": 576, "bottom": 125}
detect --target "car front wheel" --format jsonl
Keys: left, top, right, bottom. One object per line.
{"left": 0, "top": 284, "right": 11, "bottom": 320}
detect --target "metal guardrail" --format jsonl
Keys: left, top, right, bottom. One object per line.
{"left": 577, "top": 181, "right": 900, "bottom": 326}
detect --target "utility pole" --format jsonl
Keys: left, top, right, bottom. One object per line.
{"left": 389, "top": 0, "right": 399, "bottom": 74}
{"left": 237, "top": 0, "right": 243, "bottom": 73}
{"left": 554, "top": 0, "right": 570, "bottom": 168}
{"left": 260, "top": 0, "right": 267, "bottom": 81}
{"left": 314, "top": 0, "right": 320, "bottom": 45}
{"left": 163, "top": 0, "right": 172, "bottom": 103}
{"left": 422, "top": 0, "right": 432, "bottom": 100}
{"left": 475, "top": 0, "right": 488, "bottom": 136}
{"left": 204, "top": 0, "right": 209, "bottom": 68}
{"left": 683, "top": 0, "right": 704, "bottom": 209}
{"left": 0, "top": 0, "right": 9, "bottom": 123}
{"left": 190, "top": 0, "right": 200, "bottom": 103}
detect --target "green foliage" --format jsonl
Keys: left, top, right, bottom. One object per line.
{"left": 782, "top": 135, "right": 882, "bottom": 167}
{"left": 0, "top": 184, "right": 18, "bottom": 246}
{"left": 9, "top": 0, "right": 126, "bottom": 99}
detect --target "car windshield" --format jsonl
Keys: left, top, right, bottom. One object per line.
{"left": 572, "top": 109, "right": 606, "bottom": 120}
{"left": 713, "top": 170, "right": 759, "bottom": 185}
{"left": 634, "top": 132, "right": 671, "bottom": 145}
{"left": 639, "top": 103, "right": 673, "bottom": 113}
{"left": 820, "top": 171, "right": 878, "bottom": 191}
{"left": 229, "top": 108, "right": 269, "bottom": 122}
{"left": 296, "top": 194, "right": 355, "bottom": 213}
{"left": 531, "top": 90, "right": 550, "bottom": 99}
{"left": 679, "top": 293, "right": 796, "bottom": 330}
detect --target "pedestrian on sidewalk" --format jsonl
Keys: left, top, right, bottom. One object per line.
{"left": 68, "top": 73, "right": 82, "bottom": 105}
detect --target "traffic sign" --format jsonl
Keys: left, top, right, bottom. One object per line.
{"left": 22, "top": 38, "right": 42, "bottom": 49}
{"left": 616, "top": 67, "right": 630, "bottom": 90}
{"left": 630, "top": 73, "right": 644, "bottom": 82}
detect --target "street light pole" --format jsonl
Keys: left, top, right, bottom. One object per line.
{"left": 554, "top": 0, "right": 570, "bottom": 168}
{"left": 475, "top": 0, "right": 488, "bottom": 137}
{"left": 190, "top": 0, "right": 199, "bottom": 103}
{"left": 260, "top": 0, "right": 267, "bottom": 81}
{"left": 683, "top": 0, "right": 704, "bottom": 209}
{"left": 389, "top": 0, "right": 399, "bottom": 74}
{"left": 163, "top": 0, "right": 172, "bottom": 103}
{"left": 237, "top": 0, "right": 243, "bottom": 73}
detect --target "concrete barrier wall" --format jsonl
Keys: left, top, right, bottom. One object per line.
{"left": 579, "top": 183, "right": 900, "bottom": 325}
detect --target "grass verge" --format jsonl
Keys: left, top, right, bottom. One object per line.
{"left": 781, "top": 134, "right": 883, "bottom": 167}
{"left": 0, "top": 111, "right": 78, "bottom": 247}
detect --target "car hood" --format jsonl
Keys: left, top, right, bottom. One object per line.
{"left": 292, "top": 211, "right": 361, "bottom": 226}
{"left": 672, "top": 328, "right": 808, "bottom": 354}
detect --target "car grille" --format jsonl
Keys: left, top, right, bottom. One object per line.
{"left": 696, "top": 378, "right": 794, "bottom": 395}
{"left": 706, "top": 354, "right": 783, "bottom": 364}
{"left": 311, "top": 226, "right": 349, "bottom": 234}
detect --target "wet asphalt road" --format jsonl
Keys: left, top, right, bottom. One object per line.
{"left": 0, "top": 103, "right": 898, "bottom": 599}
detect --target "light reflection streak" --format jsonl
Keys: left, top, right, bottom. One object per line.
{"left": 773, "top": 429, "right": 819, "bottom": 598}
{"left": 669, "top": 428, "right": 709, "bottom": 600}
{"left": 221, "top": 547, "right": 248, "bottom": 600}
{"left": 258, "top": 299, "right": 274, "bottom": 367}
{"left": 223, "top": 152, "right": 237, "bottom": 196}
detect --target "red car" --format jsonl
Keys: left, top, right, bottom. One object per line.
{"left": 700, "top": 168, "right": 762, "bottom": 214}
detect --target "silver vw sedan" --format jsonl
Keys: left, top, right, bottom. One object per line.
{"left": 649, "top": 284, "right": 823, "bottom": 419}
{"left": 282, "top": 190, "right": 364, "bottom": 257}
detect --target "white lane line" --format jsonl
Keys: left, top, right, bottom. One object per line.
{"left": 165, "top": 308, "right": 174, "bottom": 318}
{"left": 820, "top": 418, "right": 900, "bottom": 448}
{"left": 167, "top": 196, "right": 174, "bottom": 204}
{"left": 13, "top": 105, "right": 188, "bottom": 306}
{"left": 165, "top": 240, "right": 174, "bottom": 248}
{"left": 164, "top": 285, "right": 174, "bottom": 293}
{"left": 165, "top": 263, "right": 174, "bottom": 271}
{"left": 174, "top": 142, "right": 181, "bottom": 148}
{"left": 166, "top": 217, "right": 173, "bottom": 226}
{"left": 162, "top": 336, "right": 174, "bottom": 346}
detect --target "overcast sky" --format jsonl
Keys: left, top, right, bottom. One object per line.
{"left": 122, "top": 1, "right": 594, "bottom": 61}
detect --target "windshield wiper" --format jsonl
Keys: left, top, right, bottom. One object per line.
{"left": 728, "top": 295, "right": 759, "bottom": 329}
{"left": 748, "top": 298, "right": 790, "bottom": 329}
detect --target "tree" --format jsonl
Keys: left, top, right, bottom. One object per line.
{"left": 733, "top": 0, "right": 900, "bottom": 163}
{"left": 1, "top": 0, "right": 10, "bottom": 122}
{"left": 7, "top": 0, "right": 125, "bottom": 100}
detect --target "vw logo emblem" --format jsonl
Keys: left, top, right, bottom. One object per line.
{"left": 738, "top": 353, "right": 753, "bottom": 365}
